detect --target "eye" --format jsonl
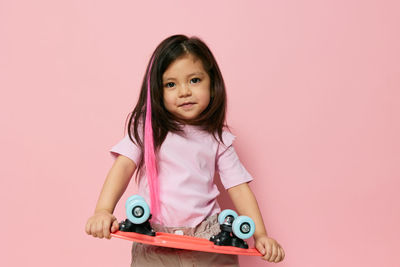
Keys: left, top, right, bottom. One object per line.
{"left": 165, "top": 82, "right": 175, "bottom": 88}
{"left": 190, "top": 78, "right": 201, "bottom": 84}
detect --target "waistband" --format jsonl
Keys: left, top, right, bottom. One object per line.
{"left": 150, "top": 213, "right": 220, "bottom": 239}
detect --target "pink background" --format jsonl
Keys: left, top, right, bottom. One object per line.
{"left": 1, "top": 0, "right": 399, "bottom": 266}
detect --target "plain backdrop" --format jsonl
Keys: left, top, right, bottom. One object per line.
{"left": 1, "top": 0, "right": 399, "bottom": 266}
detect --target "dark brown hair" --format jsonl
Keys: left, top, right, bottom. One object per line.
{"left": 126, "top": 34, "right": 229, "bottom": 177}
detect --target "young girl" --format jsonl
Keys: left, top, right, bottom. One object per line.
{"left": 85, "top": 34, "right": 285, "bottom": 266}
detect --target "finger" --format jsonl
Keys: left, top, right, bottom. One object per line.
{"left": 103, "top": 220, "right": 111, "bottom": 239}
{"left": 274, "top": 247, "right": 282, "bottom": 263}
{"left": 91, "top": 223, "right": 97, "bottom": 238}
{"left": 255, "top": 242, "right": 266, "bottom": 256}
{"left": 85, "top": 221, "right": 91, "bottom": 235}
{"left": 111, "top": 219, "right": 119, "bottom": 233}
{"left": 96, "top": 221, "right": 104, "bottom": 239}
{"left": 280, "top": 246, "right": 285, "bottom": 260}
{"left": 264, "top": 243, "right": 272, "bottom": 261}
{"left": 269, "top": 244, "right": 278, "bottom": 262}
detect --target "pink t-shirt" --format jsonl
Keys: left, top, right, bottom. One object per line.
{"left": 110, "top": 124, "right": 253, "bottom": 227}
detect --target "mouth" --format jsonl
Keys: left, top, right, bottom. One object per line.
{"left": 179, "top": 102, "right": 196, "bottom": 107}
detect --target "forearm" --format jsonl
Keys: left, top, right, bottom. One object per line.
{"left": 227, "top": 183, "right": 268, "bottom": 239}
{"left": 94, "top": 155, "right": 136, "bottom": 214}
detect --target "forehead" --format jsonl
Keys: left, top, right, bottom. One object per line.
{"left": 162, "top": 54, "right": 206, "bottom": 79}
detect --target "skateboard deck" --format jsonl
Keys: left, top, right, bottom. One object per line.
{"left": 111, "top": 230, "right": 262, "bottom": 256}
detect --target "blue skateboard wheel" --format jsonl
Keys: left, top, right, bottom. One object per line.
{"left": 218, "top": 209, "right": 238, "bottom": 225}
{"left": 232, "top": 216, "right": 255, "bottom": 240}
{"left": 125, "top": 195, "right": 145, "bottom": 210}
{"left": 126, "top": 197, "right": 150, "bottom": 224}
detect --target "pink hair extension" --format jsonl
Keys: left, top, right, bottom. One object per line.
{"left": 144, "top": 56, "right": 161, "bottom": 221}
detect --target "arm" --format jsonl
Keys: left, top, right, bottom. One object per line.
{"left": 227, "top": 182, "right": 285, "bottom": 262}
{"left": 85, "top": 155, "right": 137, "bottom": 239}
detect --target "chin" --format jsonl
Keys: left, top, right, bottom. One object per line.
{"left": 180, "top": 117, "right": 197, "bottom": 121}
{"left": 174, "top": 115, "right": 198, "bottom": 122}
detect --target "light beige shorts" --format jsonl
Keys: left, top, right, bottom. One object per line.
{"left": 130, "top": 214, "right": 240, "bottom": 267}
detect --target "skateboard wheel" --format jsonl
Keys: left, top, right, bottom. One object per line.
{"left": 126, "top": 197, "right": 150, "bottom": 224}
{"left": 218, "top": 209, "right": 238, "bottom": 225}
{"left": 232, "top": 216, "right": 255, "bottom": 240}
{"left": 125, "top": 195, "right": 145, "bottom": 210}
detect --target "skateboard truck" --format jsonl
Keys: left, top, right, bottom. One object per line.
{"left": 210, "top": 210, "right": 255, "bottom": 249}
{"left": 119, "top": 216, "right": 155, "bottom": 236}
{"left": 119, "top": 195, "right": 156, "bottom": 236}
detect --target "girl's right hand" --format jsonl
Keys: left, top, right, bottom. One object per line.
{"left": 85, "top": 210, "right": 120, "bottom": 239}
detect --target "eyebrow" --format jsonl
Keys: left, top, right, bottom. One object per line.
{"left": 163, "top": 72, "right": 205, "bottom": 81}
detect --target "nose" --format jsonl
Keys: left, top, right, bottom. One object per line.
{"left": 178, "top": 84, "right": 192, "bottom": 97}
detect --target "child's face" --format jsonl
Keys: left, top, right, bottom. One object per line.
{"left": 162, "top": 54, "right": 211, "bottom": 122}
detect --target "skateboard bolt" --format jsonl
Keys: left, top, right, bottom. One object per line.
{"left": 241, "top": 223, "right": 251, "bottom": 233}
{"left": 133, "top": 206, "right": 144, "bottom": 217}
{"left": 223, "top": 215, "right": 235, "bottom": 225}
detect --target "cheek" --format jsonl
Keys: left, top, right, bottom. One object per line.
{"left": 199, "top": 88, "right": 211, "bottom": 105}
{"left": 202, "top": 81, "right": 211, "bottom": 102}
{"left": 163, "top": 92, "right": 175, "bottom": 108}
{"left": 202, "top": 92, "right": 210, "bottom": 103}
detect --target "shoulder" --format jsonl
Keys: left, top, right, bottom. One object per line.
{"left": 218, "top": 130, "right": 236, "bottom": 149}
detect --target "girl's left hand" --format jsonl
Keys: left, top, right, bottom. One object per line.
{"left": 254, "top": 235, "right": 285, "bottom": 262}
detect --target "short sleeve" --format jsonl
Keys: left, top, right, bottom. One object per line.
{"left": 109, "top": 134, "right": 142, "bottom": 165}
{"left": 216, "top": 131, "right": 253, "bottom": 189}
